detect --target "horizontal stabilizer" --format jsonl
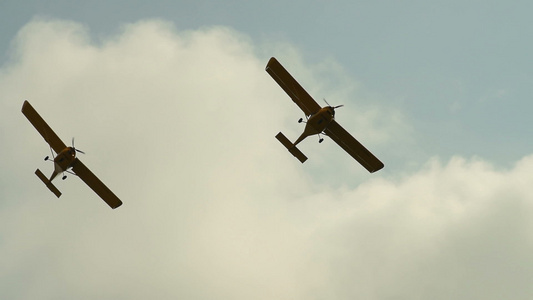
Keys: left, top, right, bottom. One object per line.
{"left": 275, "top": 132, "right": 308, "bottom": 163}
{"left": 35, "top": 169, "right": 62, "bottom": 198}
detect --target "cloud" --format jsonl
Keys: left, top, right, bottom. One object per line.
{"left": 312, "top": 156, "right": 533, "bottom": 299}
{"left": 1, "top": 18, "right": 532, "bottom": 300}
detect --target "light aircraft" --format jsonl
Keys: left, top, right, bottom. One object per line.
{"left": 21, "top": 100, "right": 123, "bottom": 209}
{"left": 266, "top": 57, "right": 384, "bottom": 173}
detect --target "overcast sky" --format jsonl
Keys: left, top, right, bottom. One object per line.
{"left": 1, "top": 1, "right": 532, "bottom": 299}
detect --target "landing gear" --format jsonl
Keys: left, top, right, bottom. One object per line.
{"left": 298, "top": 118, "right": 304, "bottom": 123}
{"left": 318, "top": 132, "right": 325, "bottom": 143}
{"left": 44, "top": 156, "right": 49, "bottom": 161}
{"left": 62, "top": 175, "right": 67, "bottom": 180}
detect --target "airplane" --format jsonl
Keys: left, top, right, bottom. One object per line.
{"left": 21, "top": 100, "right": 123, "bottom": 209}
{"left": 266, "top": 57, "right": 384, "bottom": 173}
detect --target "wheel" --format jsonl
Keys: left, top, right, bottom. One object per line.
{"left": 62, "top": 175, "right": 67, "bottom": 180}
{"left": 44, "top": 156, "right": 49, "bottom": 161}
{"left": 298, "top": 118, "right": 303, "bottom": 123}
{"left": 319, "top": 138, "right": 324, "bottom": 143}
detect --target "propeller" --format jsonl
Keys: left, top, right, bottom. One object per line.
{"left": 323, "top": 98, "right": 344, "bottom": 109}
{"left": 323, "top": 98, "right": 344, "bottom": 118}
{"left": 71, "top": 137, "right": 85, "bottom": 154}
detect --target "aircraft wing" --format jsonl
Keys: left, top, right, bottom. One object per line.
{"left": 266, "top": 57, "right": 321, "bottom": 116}
{"left": 324, "top": 120, "right": 384, "bottom": 173}
{"left": 21, "top": 100, "right": 67, "bottom": 154}
{"left": 71, "top": 158, "right": 123, "bottom": 209}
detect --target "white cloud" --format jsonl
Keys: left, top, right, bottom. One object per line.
{"left": 1, "top": 18, "right": 532, "bottom": 300}
{"left": 311, "top": 156, "right": 533, "bottom": 299}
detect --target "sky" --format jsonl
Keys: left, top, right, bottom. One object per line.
{"left": 0, "top": 1, "right": 532, "bottom": 299}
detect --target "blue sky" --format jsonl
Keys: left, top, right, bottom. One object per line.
{"left": 1, "top": 1, "right": 533, "bottom": 299}
{"left": 2, "top": 1, "right": 532, "bottom": 167}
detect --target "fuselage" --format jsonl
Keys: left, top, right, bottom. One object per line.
{"left": 293, "top": 106, "right": 336, "bottom": 146}
{"left": 49, "top": 147, "right": 76, "bottom": 181}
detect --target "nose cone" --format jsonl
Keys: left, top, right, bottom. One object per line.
{"left": 68, "top": 147, "right": 76, "bottom": 157}
{"left": 327, "top": 106, "right": 335, "bottom": 118}
{"left": 330, "top": 104, "right": 343, "bottom": 118}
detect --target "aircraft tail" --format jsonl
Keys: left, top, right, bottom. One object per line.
{"left": 35, "top": 169, "right": 62, "bottom": 198}
{"left": 275, "top": 132, "right": 308, "bottom": 163}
